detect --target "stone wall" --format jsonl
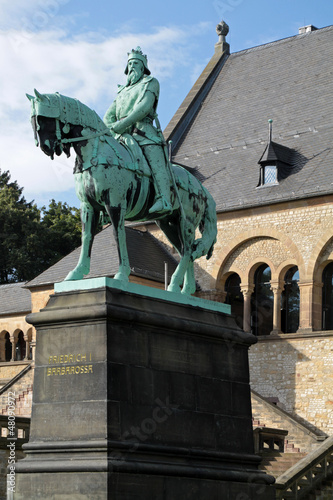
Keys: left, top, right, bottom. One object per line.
{"left": 143, "top": 196, "right": 333, "bottom": 437}
{"left": 0, "top": 363, "right": 28, "bottom": 383}
{"left": 144, "top": 195, "right": 333, "bottom": 292}
{"left": 145, "top": 197, "right": 333, "bottom": 332}
{"left": 30, "top": 286, "right": 53, "bottom": 313}
{"left": 210, "top": 196, "right": 333, "bottom": 289}
{"left": 251, "top": 391, "right": 324, "bottom": 452}
{"left": 249, "top": 332, "right": 333, "bottom": 435}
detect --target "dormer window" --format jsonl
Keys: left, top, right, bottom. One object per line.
{"left": 258, "top": 164, "right": 278, "bottom": 187}
{"left": 264, "top": 165, "right": 278, "bottom": 185}
{"left": 257, "top": 120, "right": 294, "bottom": 188}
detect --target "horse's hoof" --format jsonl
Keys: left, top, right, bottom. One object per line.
{"left": 114, "top": 272, "right": 129, "bottom": 282}
{"left": 181, "top": 286, "right": 196, "bottom": 296}
{"left": 167, "top": 284, "right": 181, "bottom": 293}
{"left": 64, "top": 269, "right": 84, "bottom": 281}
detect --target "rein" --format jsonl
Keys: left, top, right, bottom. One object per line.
{"left": 55, "top": 118, "right": 125, "bottom": 166}
{"left": 51, "top": 93, "right": 111, "bottom": 148}
{"left": 60, "top": 127, "right": 111, "bottom": 144}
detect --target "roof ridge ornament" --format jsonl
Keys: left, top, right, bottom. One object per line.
{"left": 216, "top": 20, "right": 229, "bottom": 39}
{"left": 268, "top": 119, "right": 273, "bottom": 142}
{"left": 215, "top": 20, "right": 230, "bottom": 55}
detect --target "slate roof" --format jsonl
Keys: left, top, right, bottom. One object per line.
{"left": 0, "top": 282, "right": 31, "bottom": 316}
{"left": 26, "top": 225, "right": 178, "bottom": 288}
{"left": 168, "top": 25, "right": 333, "bottom": 212}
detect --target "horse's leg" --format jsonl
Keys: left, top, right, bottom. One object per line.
{"left": 167, "top": 218, "right": 195, "bottom": 294}
{"left": 105, "top": 204, "right": 131, "bottom": 282}
{"left": 182, "top": 260, "right": 196, "bottom": 295}
{"left": 168, "top": 255, "right": 191, "bottom": 293}
{"left": 65, "top": 203, "right": 98, "bottom": 281}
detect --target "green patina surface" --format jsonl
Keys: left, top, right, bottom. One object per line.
{"left": 54, "top": 278, "right": 231, "bottom": 315}
{"left": 27, "top": 47, "right": 218, "bottom": 297}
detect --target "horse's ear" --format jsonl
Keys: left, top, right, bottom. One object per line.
{"left": 26, "top": 93, "right": 34, "bottom": 101}
{"left": 34, "top": 88, "right": 47, "bottom": 102}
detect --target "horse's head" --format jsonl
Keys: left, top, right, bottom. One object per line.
{"left": 27, "top": 90, "right": 110, "bottom": 162}
{"left": 27, "top": 90, "right": 62, "bottom": 159}
{"left": 26, "top": 89, "right": 83, "bottom": 160}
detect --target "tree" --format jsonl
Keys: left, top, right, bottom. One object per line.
{"left": 0, "top": 170, "right": 82, "bottom": 283}
{"left": 40, "top": 199, "right": 82, "bottom": 267}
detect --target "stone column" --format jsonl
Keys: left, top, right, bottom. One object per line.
{"left": 240, "top": 285, "right": 254, "bottom": 333}
{"left": 297, "top": 281, "right": 314, "bottom": 333}
{"left": 270, "top": 282, "right": 283, "bottom": 335}
{"left": 24, "top": 333, "right": 30, "bottom": 361}
{"left": 312, "top": 282, "right": 323, "bottom": 332}
{"left": 30, "top": 340, "right": 36, "bottom": 365}
{"left": 10, "top": 335, "right": 17, "bottom": 362}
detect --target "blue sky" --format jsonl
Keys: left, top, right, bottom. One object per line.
{"left": 0, "top": 0, "right": 332, "bottom": 208}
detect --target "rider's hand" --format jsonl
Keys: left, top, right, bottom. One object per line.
{"left": 111, "top": 120, "right": 128, "bottom": 135}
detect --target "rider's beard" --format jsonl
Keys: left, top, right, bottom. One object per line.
{"left": 127, "top": 67, "right": 144, "bottom": 86}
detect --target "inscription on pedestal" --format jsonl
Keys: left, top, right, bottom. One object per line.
{"left": 46, "top": 353, "right": 93, "bottom": 376}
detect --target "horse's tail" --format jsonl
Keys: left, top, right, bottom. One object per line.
{"left": 191, "top": 187, "right": 217, "bottom": 261}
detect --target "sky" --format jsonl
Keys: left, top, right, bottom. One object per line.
{"left": 0, "top": 0, "right": 333, "bottom": 209}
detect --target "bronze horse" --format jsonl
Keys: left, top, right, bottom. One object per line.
{"left": 27, "top": 90, "right": 217, "bottom": 295}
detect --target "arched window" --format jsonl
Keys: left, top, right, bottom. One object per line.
{"left": 251, "top": 264, "right": 273, "bottom": 336}
{"left": 16, "top": 332, "right": 26, "bottom": 361}
{"left": 281, "top": 266, "right": 300, "bottom": 333}
{"left": 5, "top": 333, "right": 11, "bottom": 362}
{"left": 322, "top": 262, "right": 333, "bottom": 330}
{"left": 225, "top": 273, "right": 243, "bottom": 329}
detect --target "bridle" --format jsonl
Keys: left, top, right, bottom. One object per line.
{"left": 32, "top": 91, "right": 123, "bottom": 165}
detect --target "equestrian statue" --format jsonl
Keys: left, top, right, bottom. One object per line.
{"left": 27, "top": 47, "right": 217, "bottom": 295}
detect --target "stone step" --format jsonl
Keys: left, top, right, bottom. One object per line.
{"left": 1, "top": 386, "right": 33, "bottom": 415}
{"left": 251, "top": 391, "right": 323, "bottom": 454}
{"left": 259, "top": 451, "right": 307, "bottom": 478}
{"left": 0, "top": 367, "right": 34, "bottom": 418}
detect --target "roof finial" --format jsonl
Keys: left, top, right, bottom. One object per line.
{"left": 216, "top": 20, "right": 229, "bottom": 41}
{"left": 268, "top": 119, "right": 273, "bottom": 142}
{"left": 215, "top": 20, "right": 230, "bottom": 55}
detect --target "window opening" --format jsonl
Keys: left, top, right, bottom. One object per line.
{"left": 5, "top": 333, "right": 11, "bottom": 362}
{"left": 322, "top": 262, "right": 333, "bottom": 331}
{"left": 225, "top": 273, "right": 243, "bottom": 329}
{"left": 264, "top": 165, "right": 278, "bottom": 184}
{"left": 251, "top": 264, "right": 273, "bottom": 336}
{"left": 16, "top": 331, "right": 26, "bottom": 361}
{"left": 281, "top": 266, "right": 300, "bottom": 333}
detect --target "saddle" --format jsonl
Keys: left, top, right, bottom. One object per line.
{"left": 115, "top": 133, "right": 151, "bottom": 178}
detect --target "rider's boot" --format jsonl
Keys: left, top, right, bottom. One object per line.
{"left": 149, "top": 169, "right": 172, "bottom": 214}
{"left": 143, "top": 145, "right": 172, "bottom": 215}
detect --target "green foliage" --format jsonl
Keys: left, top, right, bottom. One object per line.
{"left": 40, "top": 199, "right": 81, "bottom": 267}
{"left": 0, "top": 169, "right": 82, "bottom": 284}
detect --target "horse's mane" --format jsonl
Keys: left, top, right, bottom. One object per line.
{"left": 47, "top": 93, "right": 106, "bottom": 132}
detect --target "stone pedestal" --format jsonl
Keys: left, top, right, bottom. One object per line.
{"left": 15, "top": 280, "right": 275, "bottom": 499}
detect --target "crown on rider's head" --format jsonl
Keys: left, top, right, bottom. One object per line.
{"left": 125, "top": 46, "right": 150, "bottom": 75}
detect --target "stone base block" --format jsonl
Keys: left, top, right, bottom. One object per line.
{"left": 14, "top": 284, "right": 275, "bottom": 499}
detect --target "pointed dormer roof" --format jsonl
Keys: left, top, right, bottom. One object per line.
{"left": 258, "top": 141, "right": 294, "bottom": 166}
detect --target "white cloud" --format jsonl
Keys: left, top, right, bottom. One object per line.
{"left": 0, "top": 24, "right": 195, "bottom": 201}
{"left": 0, "top": 9, "right": 217, "bottom": 205}
{"left": 0, "top": 0, "right": 74, "bottom": 31}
